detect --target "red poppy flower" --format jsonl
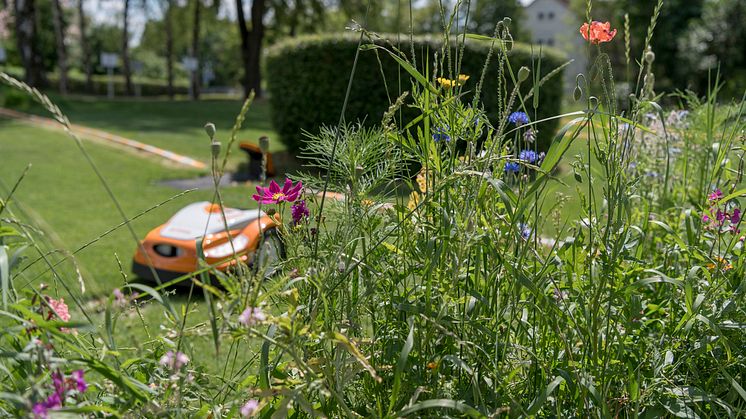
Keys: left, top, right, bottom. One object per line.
{"left": 580, "top": 21, "right": 617, "bottom": 44}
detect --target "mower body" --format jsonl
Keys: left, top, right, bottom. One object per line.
{"left": 132, "top": 201, "right": 276, "bottom": 282}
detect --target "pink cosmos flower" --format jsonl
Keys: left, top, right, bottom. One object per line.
{"left": 240, "top": 399, "right": 260, "bottom": 417}
{"left": 252, "top": 179, "right": 302, "bottom": 205}
{"left": 47, "top": 298, "right": 70, "bottom": 322}
{"left": 238, "top": 307, "right": 266, "bottom": 326}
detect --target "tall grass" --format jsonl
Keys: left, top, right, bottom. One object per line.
{"left": 1, "top": 0, "right": 745, "bottom": 417}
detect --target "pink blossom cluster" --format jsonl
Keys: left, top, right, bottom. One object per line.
{"left": 702, "top": 189, "right": 741, "bottom": 234}
{"left": 238, "top": 307, "right": 266, "bottom": 326}
{"left": 159, "top": 351, "right": 190, "bottom": 370}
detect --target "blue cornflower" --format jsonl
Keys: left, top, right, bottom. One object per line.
{"left": 508, "top": 111, "right": 530, "bottom": 126}
{"left": 504, "top": 162, "right": 520, "bottom": 173}
{"left": 519, "top": 149, "right": 538, "bottom": 164}
{"left": 519, "top": 223, "right": 532, "bottom": 240}
{"left": 432, "top": 127, "right": 451, "bottom": 142}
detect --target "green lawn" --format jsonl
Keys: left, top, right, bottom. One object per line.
{"left": 11, "top": 95, "right": 284, "bottom": 163}
{"left": 0, "top": 118, "right": 267, "bottom": 296}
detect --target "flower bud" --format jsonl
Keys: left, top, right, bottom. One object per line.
{"left": 204, "top": 123, "right": 216, "bottom": 140}
{"left": 573, "top": 86, "right": 582, "bottom": 101}
{"left": 644, "top": 49, "right": 655, "bottom": 64}
{"left": 259, "top": 136, "right": 270, "bottom": 153}
{"left": 211, "top": 141, "right": 221, "bottom": 158}
{"left": 517, "top": 66, "right": 530, "bottom": 83}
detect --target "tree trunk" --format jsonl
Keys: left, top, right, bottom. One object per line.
{"left": 191, "top": 0, "right": 201, "bottom": 100}
{"left": 13, "top": 0, "right": 45, "bottom": 87}
{"left": 165, "top": 0, "right": 174, "bottom": 99}
{"left": 236, "top": 0, "right": 265, "bottom": 98}
{"left": 51, "top": 0, "right": 68, "bottom": 94}
{"left": 122, "top": 0, "right": 133, "bottom": 95}
{"left": 77, "top": 0, "right": 93, "bottom": 92}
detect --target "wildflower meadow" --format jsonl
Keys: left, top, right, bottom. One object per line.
{"left": 1, "top": 0, "right": 745, "bottom": 417}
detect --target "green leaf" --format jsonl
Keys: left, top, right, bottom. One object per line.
{"left": 388, "top": 318, "right": 414, "bottom": 414}
{"left": 397, "top": 399, "right": 484, "bottom": 418}
{"left": 527, "top": 376, "right": 565, "bottom": 415}
{"left": 0, "top": 246, "right": 9, "bottom": 309}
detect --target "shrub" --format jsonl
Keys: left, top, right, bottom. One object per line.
{"left": 266, "top": 33, "right": 567, "bottom": 153}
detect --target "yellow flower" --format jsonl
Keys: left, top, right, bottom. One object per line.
{"left": 416, "top": 168, "right": 430, "bottom": 193}
{"left": 407, "top": 191, "right": 422, "bottom": 212}
{"left": 437, "top": 77, "right": 456, "bottom": 89}
{"left": 436, "top": 74, "right": 470, "bottom": 89}
{"left": 707, "top": 256, "right": 733, "bottom": 271}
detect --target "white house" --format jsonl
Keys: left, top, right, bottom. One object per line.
{"left": 523, "top": 0, "right": 587, "bottom": 92}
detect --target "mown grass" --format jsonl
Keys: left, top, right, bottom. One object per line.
{"left": 0, "top": 120, "right": 264, "bottom": 295}
{"left": 6, "top": 95, "right": 284, "bottom": 161}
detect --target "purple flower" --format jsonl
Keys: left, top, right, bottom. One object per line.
{"left": 291, "top": 200, "right": 310, "bottom": 225}
{"left": 253, "top": 179, "right": 302, "bottom": 205}
{"left": 508, "top": 111, "right": 529, "bottom": 126}
{"left": 519, "top": 150, "right": 538, "bottom": 164}
{"left": 238, "top": 307, "right": 266, "bottom": 326}
{"left": 240, "top": 399, "right": 260, "bottom": 417}
{"left": 523, "top": 129, "right": 536, "bottom": 143}
{"left": 504, "top": 162, "right": 520, "bottom": 173}
{"left": 709, "top": 189, "right": 723, "bottom": 202}
{"left": 70, "top": 370, "right": 87, "bottom": 393}
{"left": 731, "top": 208, "right": 741, "bottom": 224}
{"left": 432, "top": 127, "right": 451, "bottom": 142}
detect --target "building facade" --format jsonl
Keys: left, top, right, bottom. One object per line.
{"left": 523, "top": 0, "right": 587, "bottom": 92}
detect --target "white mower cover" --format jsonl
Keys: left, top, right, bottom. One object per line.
{"left": 159, "top": 202, "right": 264, "bottom": 240}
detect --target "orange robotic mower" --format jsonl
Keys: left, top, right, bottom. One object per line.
{"left": 132, "top": 202, "right": 283, "bottom": 282}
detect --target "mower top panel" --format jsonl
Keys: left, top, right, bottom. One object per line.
{"left": 159, "top": 201, "right": 265, "bottom": 241}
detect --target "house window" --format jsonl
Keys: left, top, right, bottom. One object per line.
{"left": 548, "top": 12, "right": 555, "bottom": 20}
{"left": 538, "top": 12, "right": 544, "bottom": 20}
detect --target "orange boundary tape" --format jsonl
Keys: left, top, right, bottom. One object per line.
{"left": 0, "top": 107, "right": 207, "bottom": 169}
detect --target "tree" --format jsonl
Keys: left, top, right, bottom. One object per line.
{"left": 165, "top": 0, "right": 175, "bottom": 98}
{"left": 77, "top": 0, "right": 93, "bottom": 91}
{"left": 51, "top": 0, "right": 68, "bottom": 94}
{"left": 13, "top": 0, "right": 45, "bottom": 87}
{"left": 680, "top": 0, "right": 746, "bottom": 96}
{"left": 191, "top": 0, "right": 202, "bottom": 99}
{"left": 122, "top": 0, "right": 133, "bottom": 95}
{"left": 468, "top": 0, "right": 523, "bottom": 39}
{"left": 236, "top": 0, "right": 266, "bottom": 98}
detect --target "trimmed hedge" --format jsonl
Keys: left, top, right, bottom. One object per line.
{"left": 266, "top": 33, "right": 567, "bottom": 153}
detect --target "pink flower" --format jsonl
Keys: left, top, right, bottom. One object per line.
{"left": 240, "top": 399, "right": 260, "bottom": 417}
{"left": 238, "top": 307, "right": 266, "bottom": 326}
{"left": 580, "top": 21, "right": 617, "bottom": 44}
{"left": 47, "top": 298, "right": 70, "bottom": 322}
{"left": 70, "top": 370, "right": 87, "bottom": 393}
{"left": 252, "top": 179, "right": 302, "bottom": 205}
{"left": 709, "top": 189, "right": 723, "bottom": 202}
{"left": 159, "top": 351, "right": 189, "bottom": 370}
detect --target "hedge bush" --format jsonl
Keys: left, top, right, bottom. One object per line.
{"left": 266, "top": 33, "right": 567, "bottom": 153}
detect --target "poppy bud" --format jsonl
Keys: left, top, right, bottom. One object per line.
{"left": 573, "top": 86, "right": 582, "bottom": 101}
{"left": 517, "top": 66, "right": 530, "bottom": 83}
{"left": 204, "top": 123, "right": 216, "bottom": 140}
{"left": 211, "top": 141, "right": 221, "bottom": 158}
